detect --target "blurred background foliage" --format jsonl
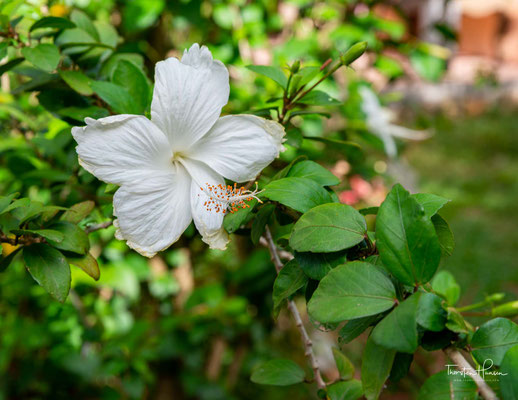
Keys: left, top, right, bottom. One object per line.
{"left": 0, "top": 0, "right": 516, "bottom": 399}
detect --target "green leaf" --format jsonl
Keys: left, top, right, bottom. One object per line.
{"left": 67, "top": 252, "right": 100, "bottom": 281}
{"left": 262, "top": 177, "right": 332, "bottom": 213}
{"left": 90, "top": 81, "right": 135, "bottom": 114}
{"left": 271, "top": 155, "right": 308, "bottom": 181}
{"left": 290, "top": 203, "right": 366, "bottom": 253}
{"left": 417, "top": 292, "right": 446, "bottom": 332}
{"left": 376, "top": 184, "right": 441, "bottom": 286}
{"left": 417, "top": 370, "right": 477, "bottom": 400}
{"left": 431, "top": 270, "right": 460, "bottom": 305}
{"left": 296, "top": 66, "right": 320, "bottom": 87}
{"left": 60, "top": 201, "right": 95, "bottom": 224}
{"left": 421, "top": 329, "right": 456, "bottom": 351}
{"left": 0, "top": 193, "right": 17, "bottom": 214}
{"left": 432, "top": 214, "right": 455, "bottom": 256}
{"left": 21, "top": 44, "right": 60, "bottom": 72}
{"left": 371, "top": 293, "right": 421, "bottom": 353}
{"left": 0, "top": 58, "right": 24, "bottom": 75}
{"left": 250, "top": 359, "right": 305, "bottom": 386}
{"left": 361, "top": 335, "right": 396, "bottom": 400}
{"left": 223, "top": 198, "right": 258, "bottom": 233}
{"left": 251, "top": 204, "right": 275, "bottom": 245}
{"left": 298, "top": 90, "right": 341, "bottom": 105}
{"left": 500, "top": 344, "right": 518, "bottom": 400}
{"left": 308, "top": 261, "right": 396, "bottom": 323}
{"left": 411, "top": 193, "right": 450, "bottom": 217}
{"left": 112, "top": 60, "right": 150, "bottom": 114}
{"left": 11, "top": 229, "right": 64, "bottom": 243}
{"left": 59, "top": 70, "right": 93, "bottom": 95}
{"left": 287, "top": 160, "right": 340, "bottom": 186}
{"left": 303, "top": 136, "right": 362, "bottom": 151}
{"left": 471, "top": 318, "right": 518, "bottom": 366}
{"left": 294, "top": 250, "right": 347, "bottom": 280}
{"left": 30, "top": 16, "right": 76, "bottom": 32}
{"left": 70, "top": 9, "right": 100, "bottom": 41}
{"left": 338, "top": 315, "right": 379, "bottom": 344}
{"left": 332, "top": 347, "right": 355, "bottom": 380}
{"left": 445, "top": 307, "right": 469, "bottom": 334}
{"left": 46, "top": 221, "right": 89, "bottom": 255}
{"left": 389, "top": 353, "right": 413, "bottom": 383}
{"left": 327, "top": 380, "right": 363, "bottom": 400}
{"left": 23, "top": 244, "right": 71, "bottom": 302}
{"left": 246, "top": 65, "right": 287, "bottom": 88}
{"left": 272, "top": 260, "right": 308, "bottom": 312}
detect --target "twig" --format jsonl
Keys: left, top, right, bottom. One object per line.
{"left": 443, "top": 347, "right": 497, "bottom": 400}
{"left": 85, "top": 220, "right": 113, "bottom": 233}
{"left": 258, "top": 236, "right": 293, "bottom": 260}
{"left": 264, "top": 226, "right": 326, "bottom": 389}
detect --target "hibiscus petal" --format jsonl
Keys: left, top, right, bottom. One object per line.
{"left": 113, "top": 165, "right": 192, "bottom": 257}
{"left": 186, "top": 115, "right": 285, "bottom": 183}
{"left": 151, "top": 43, "right": 229, "bottom": 152}
{"left": 72, "top": 115, "right": 171, "bottom": 186}
{"left": 180, "top": 158, "right": 229, "bottom": 250}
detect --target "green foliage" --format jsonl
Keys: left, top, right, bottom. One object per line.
{"left": 500, "top": 345, "right": 518, "bottom": 399}
{"left": 250, "top": 359, "right": 305, "bottom": 386}
{"left": 470, "top": 318, "right": 518, "bottom": 366}
{"left": 361, "top": 336, "right": 396, "bottom": 400}
{"left": 417, "top": 370, "right": 477, "bottom": 400}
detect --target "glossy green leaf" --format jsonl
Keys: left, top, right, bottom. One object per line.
{"left": 223, "top": 198, "right": 258, "bottom": 233}
{"left": 21, "top": 44, "right": 60, "bottom": 72}
{"left": 46, "top": 222, "right": 89, "bottom": 255}
{"left": 272, "top": 260, "right": 307, "bottom": 312}
{"left": 112, "top": 60, "right": 150, "bottom": 114}
{"left": 246, "top": 65, "right": 287, "bottom": 88}
{"left": 294, "top": 250, "right": 347, "bottom": 280}
{"left": 290, "top": 203, "right": 366, "bottom": 253}
{"left": 287, "top": 160, "right": 340, "bottom": 186}
{"left": 471, "top": 318, "right": 518, "bottom": 366}
{"left": 432, "top": 214, "right": 455, "bottom": 256}
{"left": 327, "top": 380, "right": 363, "bottom": 400}
{"left": 67, "top": 252, "right": 100, "bottom": 281}
{"left": 411, "top": 193, "right": 449, "bottom": 218}
{"left": 417, "top": 292, "right": 446, "bottom": 332}
{"left": 308, "top": 261, "right": 396, "bottom": 323}
{"left": 371, "top": 293, "right": 421, "bottom": 353}
{"left": 431, "top": 270, "right": 460, "bottom": 305}
{"left": 376, "top": 184, "right": 441, "bottom": 286}
{"left": 361, "top": 335, "right": 396, "bottom": 400}
{"left": 23, "top": 244, "right": 71, "bottom": 302}
{"left": 332, "top": 347, "right": 354, "bottom": 380}
{"left": 500, "top": 344, "right": 518, "bottom": 400}
{"left": 417, "top": 370, "right": 477, "bottom": 400}
{"left": 262, "top": 177, "right": 332, "bottom": 213}
{"left": 250, "top": 359, "right": 305, "bottom": 386}
{"left": 60, "top": 201, "right": 95, "bottom": 224}
{"left": 251, "top": 204, "right": 275, "bottom": 245}
{"left": 59, "top": 70, "right": 93, "bottom": 95}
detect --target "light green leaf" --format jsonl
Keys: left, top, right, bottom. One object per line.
{"left": 90, "top": 81, "right": 135, "bottom": 114}
{"left": 290, "top": 203, "right": 366, "bottom": 253}
{"left": 332, "top": 347, "right": 355, "bottom": 380}
{"left": 417, "top": 370, "right": 477, "bottom": 400}
{"left": 70, "top": 9, "right": 100, "bottom": 41}
{"left": 376, "top": 184, "right": 441, "bottom": 286}
{"left": 250, "top": 359, "right": 305, "bottom": 386}
{"left": 21, "top": 44, "right": 60, "bottom": 72}
{"left": 361, "top": 335, "right": 396, "bottom": 400}
{"left": 327, "top": 380, "right": 363, "bottom": 400}
{"left": 67, "top": 252, "right": 100, "bottom": 281}
{"left": 417, "top": 292, "right": 446, "bottom": 332}
{"left": 431, "top": 270, "right": 460, "bottom": 305}
{"left": 411, "top": 193, "right": 450, "bottom": 218}
{"left": 287, "top": 160, "right": 340, "bottom": 186}
{"left": 471, "top": 318, "right": 518, "bottom": 366}
{"left": 432, "top": 214, "right": 455, "bottom": 256}
{"left": 246, "top": 65, "right": 287, "bottom": 88}
{"left": 308, "top": 261, "right": 396, "bottom": 323}
{"left": 23, "top": 244, "right": 71, "bottom": 302}
{"left": 59, "top": 70, "right": 93, "bottom": 95}
{"left": 500, "top": 344, "right": 518, "bottom": 400}
{"left": 262, "top": 177, "right": 332, "bottom": 213}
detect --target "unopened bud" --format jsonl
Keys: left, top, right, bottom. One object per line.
{"left": 492, "top": 301, "right": 518, "bottom": 318}
{"left": 340, "top": 41, "right": 368, "bottom": 66}
{"left": 486, "top": 293, "right": 505, "bottom": 303}
{"left": 290, "top": 60, "right": 300, "bottom": 74}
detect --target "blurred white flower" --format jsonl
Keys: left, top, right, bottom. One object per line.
{"left": 72, "top": 44, "right": 285, "bottom": 257}
{"left": 359, "top": 86, "right": 430, "bottom": 158}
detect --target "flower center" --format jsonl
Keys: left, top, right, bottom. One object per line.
{"left": 200, "top": 182, "right": 263, "bottom": 214}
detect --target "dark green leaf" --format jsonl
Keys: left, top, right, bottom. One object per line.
{"left": 359, "top": 207, "right": 378, "bottom": 216}
{"left": 471, "top": 318, "right": 518, "bottom": 366}
{"left": 417, "top": 292, "right": 446, "bottom": 332}
{"left": 272, "top": 259, "right": 307, "bottom": 312}
{"left": 21, "top": 44, "right": 60, "bottom": 72}
{"left": 332, "top": 347, "right": 354, "bottom": 380}
{"left": 432, "top": 214, "right": 455, "bottom": 256}
{"left": 46, "top": 221, "right": 89, "bottom": 255}
{"left": 112, "top": 60, "right": 150, "bottom": 114}
{"left": 371, "top": 293, "right": 421, "bottom": 353}
{"left": 308, "top": 261, "right": 396, "bottom": 323}
{"left": 0, "top": 58, "right": 25, "bottom": 75}
{"left": 67, "top": 252, "right": 100, "bottom": 281}
{"left": 421, "top": 329, "right": 456, "bottom": 351}
{"left": 90, "top": 81, "right": 135, "bottom": 114}
{"left": 30, "top": 16, "right": 76, "bottom": 32}
{"left": 294, "top": 250, "right": 347, "bottom": 280}
{"left": 361, "top": 335, "right": 396, "bottom": 400}
{"left": 431, "top": 270, "right": 460, "bottom": 305}
{"left": 417, "top": 370, "right": 477, "bottom": 400}
{"left": 251, "top": 204, "right": 275, "bottom": 245}
{"left": 411, "top": 193, "right": 450, "bottom": 217}
{"left": 290, "top": 203, "right": 366, "bottom": 253}
{"left": 376, "top": 184, "right": 441, "bottom": 286}
{"left": 327, "top": 380, "right": 363, "bottom": 400}
{"left": 338, "top": 315, "right": 379, "bottom": 344}
{"left": 23, "top": 244, "right": 71, "bottom": 302}
{"left": 0, "top": 247, "right": 21, "bottom": 273}
{"left": 223, "top": 198, "right": 257, "bottom": 233}
{"left": 262, "top": 177, "right": 332, "bottom": 213}
{"left": 246, "top": 65, "right": 288, "bottom": 88}
{"left": 500, "top": 344, "right": 518, "bottom": 400}
{"left": 11, "top": 229, "right": 64, "bottom": 243}
{"left": 287, "top": 160, "right": 340, "bottom": 186}
{"left": 60, "top": 201, "right": 95, "bottom": 224}
{"left": 389, "top": 353, "right": 413, "bottom": 383}
{"left": 250, "top": 359, "right": 305, "bottom": 386}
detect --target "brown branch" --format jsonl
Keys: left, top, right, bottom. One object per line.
{"left": 0, "top": 234, "right": 42, "bottom": 246}
{"left": 263, "top": 226, "right": 326, "bottom": 390}
{"left": 85, "top": 220, "right": 113, "bottom": 233}
{"left": 443, "top": 347, "right": 497, "bottom": 400}
{"left": 258, "top": 236, "right": 293, "bottom": 261}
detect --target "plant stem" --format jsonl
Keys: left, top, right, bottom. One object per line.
{"left": 263, "top": 226, "right": 326, "bottom": 390}
{"left": 85, "top": 220, "right": 113, "bottom": 233}
{"left": 443, "top": 347, "right": 497, "bottom": 400}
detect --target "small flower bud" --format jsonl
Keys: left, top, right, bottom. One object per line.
{"left": 290, "top": 61, "right": 300, "bottom": 74}
{"left": 486, "top": 293, "right": 505, "bottom": 303}
{"left": 340, "top": 41, "right": 368, "bottom": 66}
{"left": 492, "top": 301, "right": 518, "bottom": 318}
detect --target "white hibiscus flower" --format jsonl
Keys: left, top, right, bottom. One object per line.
{"left": 72, "top": 44, "right": 285, "bottom": 257}
{"left": 359, "top": 86, "right": 430, "bottom": 158}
